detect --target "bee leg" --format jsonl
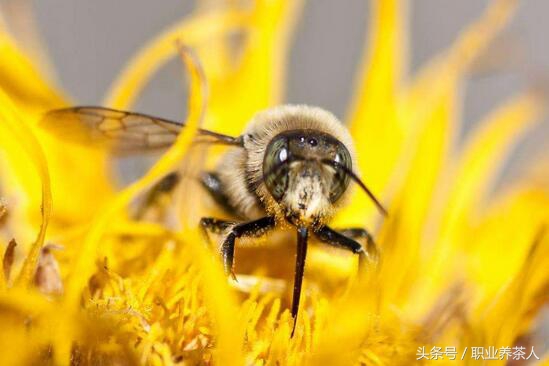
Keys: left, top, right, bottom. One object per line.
{"left": 337, "top": 228, "right": 379, "bottom": 264}
{"left": 135, "top": 172, "right": 180, "bottom": 219}
{"left": 220, "top": 216, "right": 276, "bottom": 280}
{"left": 200, "top": 217, "right": 237, "bottom": 280}
{"left": 200, "top": 172, "right": 240, "bottom": 217}
{"left": 291, "top": 226, "right": 308, "bottom": 338}
{"left": 199, "top": 217, "right": 235, "bottom": 245}
{"left": 314, "top": 225, "right": 377, "bottom": 271}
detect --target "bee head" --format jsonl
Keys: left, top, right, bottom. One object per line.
{"left": 262, "top": 129, "right": 352, "bottom": 225}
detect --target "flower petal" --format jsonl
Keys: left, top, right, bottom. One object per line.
{"left": 335, "top": 0, "right": 406, "bottom": 227}
{"left": 0, "top": 88, "right": 51, "bottom": 288}
{"left": 104, "top": 9, "right": 248, "bottom": 110}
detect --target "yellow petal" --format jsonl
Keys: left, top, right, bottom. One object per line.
{"left": 337, "top": 0, "right": 406, "bottom": 227}
{"left": 104, "top": 9, "right": 248, "bottom": 110}
{"left": 0, "top": 31, "right": 65, "bottom": 114}
{"left": 381, "top": 87, "right": 459, "bottom": 311}
{"left": 469, "top": 186, "right": 549, "bottom": 306}
{"left": 421, "top": 93, "right": 545, "bottom": 301}
{"left": 0, "top": 27, "right": 113, "bottom": 233}
{"left": 375, "top": 0, "right": 518, "bottom": 315}
{"left": 339, "top": 0, "right": 518, "bottom": 228}
{"left": 203, "top": 0, "right": 304, "bottom": 136}
{"left": 0, "top": 88, "right": 51, "bottom": 288}
{"left": 440, "top": 92, "right": 543, "bottom": 240}
{"left": 469, "top": 215, "right": 549, "bottom": 348}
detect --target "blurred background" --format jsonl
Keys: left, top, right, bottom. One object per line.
{"left": 1, "top": 0, "right": 548, "bottom": 185}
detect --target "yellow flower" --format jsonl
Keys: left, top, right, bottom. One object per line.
{"left": 0, "top": 0, "right": 548, "bottom": 365}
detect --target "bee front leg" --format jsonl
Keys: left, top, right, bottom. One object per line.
{"left": 199, "top": 217, "right": 235, "bottom": 244}
{"left": 203, "top": 216, "right": 276, "bottom": 279}
{"left": 314, "top": 225, "right": 378, "bottom": 270}
{"left": 337, "top": 228, "right": 379, "bottom": 264}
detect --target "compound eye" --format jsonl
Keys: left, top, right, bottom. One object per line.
{"left": 329, "top": 145, "right": 352, "bottom": 202}
{"left": 263, "top": 137, "right": 290, "bottom": 201}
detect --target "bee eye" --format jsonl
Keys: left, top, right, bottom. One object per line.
{"left": 263, "top": 137, "right": 290, "bottom": 201}
{"left": 329, "top": 146, "right": 352, "bottom": 202}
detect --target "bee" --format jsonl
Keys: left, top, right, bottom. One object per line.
{"left": 43, "top": 104, "right": 387, "bottom": 335}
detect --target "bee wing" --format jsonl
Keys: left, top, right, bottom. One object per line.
{"left": 41, "top": 106, "right": 241, "bottom": 154}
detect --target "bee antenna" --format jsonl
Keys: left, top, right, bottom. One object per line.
{"left": 321, "top": 159, "right": 388, "bottom": 217}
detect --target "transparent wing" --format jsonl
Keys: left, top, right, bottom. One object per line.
{"left": 41, "top": 106, "right": 241, "bottom": 154}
